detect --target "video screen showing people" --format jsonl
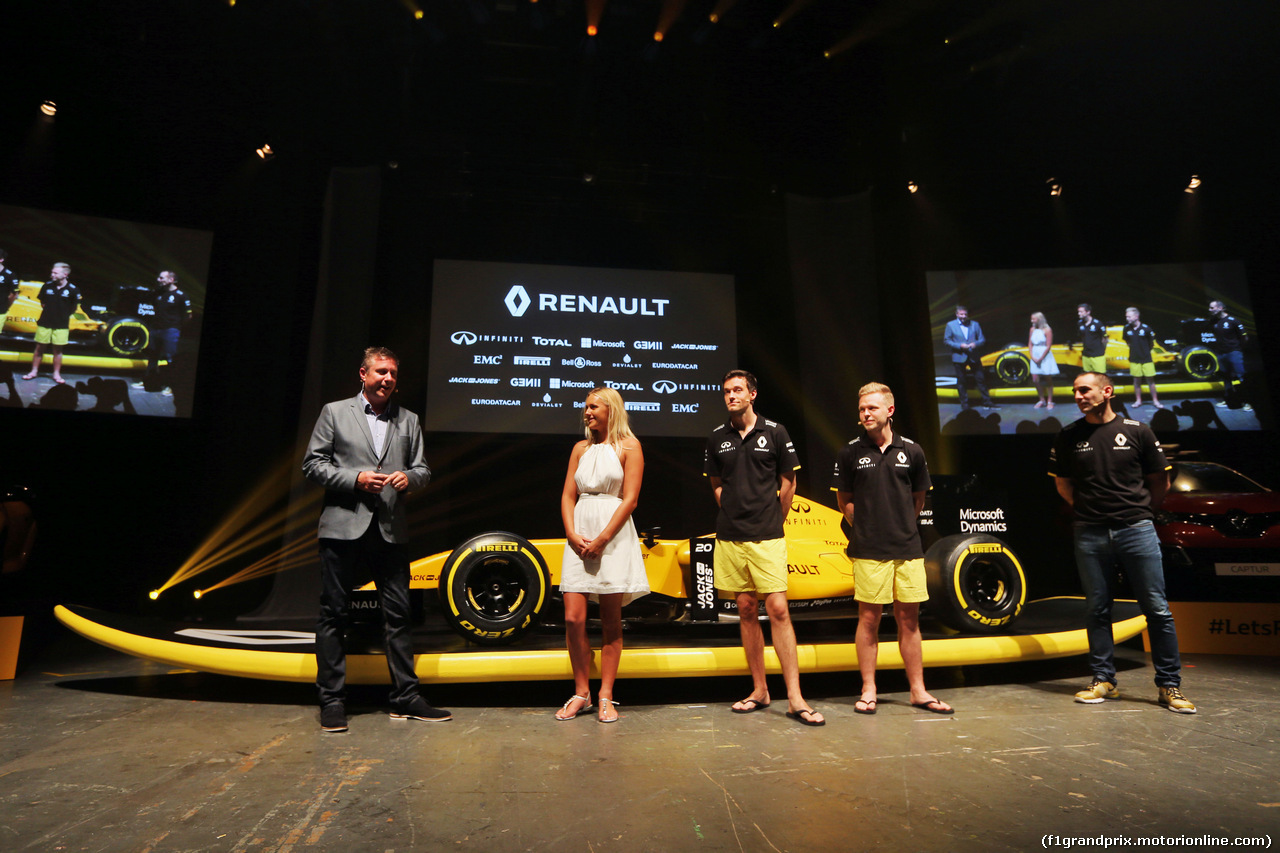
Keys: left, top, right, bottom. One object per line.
{"left": 426, "top": 260, "right": 738, "bottom": 437}
{"left": 0, "top": 203, "right": 212, "bottom": 417}
{"left": 927, "top": 261, "right": 1262, "bottom": 435}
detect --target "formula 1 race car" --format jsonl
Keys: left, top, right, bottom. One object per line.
{"left": 2, "top": 280, "right": 169, "bottom": 358}
{"left": 387, "top": 495, "right": 1028, "bottom": 646}
{"left": 980, "top": 325, "right": 1218, "bottom": 386}
{"left": 1, "top": 281, "right": 107, "bottom": 345}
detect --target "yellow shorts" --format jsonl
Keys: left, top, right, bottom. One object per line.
{"left": 34, "top": 326, "right": 70, "bottom": 346}
{"left": 1129, "top": 362, "right": 1156, "bottom": 378}
{"left": 1081, "top": 355, "right": 1107, "bottom": 374}
{"left": 852, "top": 557, "right": 929, "bottom": 605}
{"left": 714, "top": 538, "right": 788, "bottom": 595}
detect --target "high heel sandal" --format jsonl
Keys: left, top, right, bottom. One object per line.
{"left": 555, "top": 694, "right": 594, "bottom": 721}
{"left": 597, "top": 697, "right": 620, "bottom": 723}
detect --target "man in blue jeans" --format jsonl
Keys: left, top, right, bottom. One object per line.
{"left": 1049, "top": 372, "right": 1195, "bottom": 713}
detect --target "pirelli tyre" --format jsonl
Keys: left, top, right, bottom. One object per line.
{"left": 437, "top": 531, "right": 551, "bottom": 645}
{"left": 103, "top": 317, "right": 151, "bottom": 357}
{"left": 992, "top": 351, "right": 1031, "bottom": 386}
{"left": 924, "top": 533, "right": 1026, "bottom": 634}
{"left": 1176, "top": 346, "right": 1219, "bottom": 381}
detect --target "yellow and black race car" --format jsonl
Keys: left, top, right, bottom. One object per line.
{"left": 394, "top": 494, "right": 1027, "bottom": 646}
{"left": 980, "top": 325, "right": 1219, "bottom": 386}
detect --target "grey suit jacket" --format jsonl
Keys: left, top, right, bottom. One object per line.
{"left": 944, "top": 319, "right": 985, "bottom": 364}
{"left": 302, "top": 392, "right": 431, "bottom": 543}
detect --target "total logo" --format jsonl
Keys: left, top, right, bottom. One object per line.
{"left": 604, "top": 381, "right": 643, "bottom": 392}
{"left": 504, "top": 284, "right": 670, "bottom": 317}
{"left": 532, "top": 337, "right": 572, "bottom": 347}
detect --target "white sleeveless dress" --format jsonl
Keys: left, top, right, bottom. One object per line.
{"left": 559, "top": 443, "right": 650, "bottom": 604}
{"left": 1030, "top": 328, "right": 1059, "bottom": 376}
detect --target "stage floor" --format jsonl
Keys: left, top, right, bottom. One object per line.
{"left": 2, "top": 630, "right": 1276, "bottom": 851}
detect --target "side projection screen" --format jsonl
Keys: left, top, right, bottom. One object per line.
{"left": 426, "top": 260, "right": 737, "bottom": 437}
{"left": 1, "top": 203, "right": 212, "bottom": 417}
{"left": 927, "top": 261, "right": 1264, "bottom": 435}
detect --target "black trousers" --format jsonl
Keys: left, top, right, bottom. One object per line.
{"left": 953, "top": 359, "right": 990, "bottom": 406}
{"left": 316, "top": 521, "right": 418, "bottom": 709}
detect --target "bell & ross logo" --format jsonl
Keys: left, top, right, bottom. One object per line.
{"left": 653, "top": 380, "right": 678, "bottom": 394}
{"left": 451, "top": 331, "right": 478, "bottom": 345}
{"left": 505, "top": 284, "right": 532, "bottom": 317}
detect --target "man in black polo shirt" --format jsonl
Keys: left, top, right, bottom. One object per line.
{"left": 704, "top": 369, "right": 823, "bottom": 726}
{"left": 1122, "top": 307, "right": 1162, "bottom": 409}
{"left": 832, "top": 382, "right": 951, "bottom": 716}
{"left": 1049, "top": 372, "right": 1195, "bottom": 713}
{"left": 1077, "top": 303, "right": 1108, "bottom": 375}
{"left": 1209, "top": 300, "right": 1251, "bottom": 411}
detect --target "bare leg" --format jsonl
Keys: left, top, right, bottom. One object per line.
{"left": 597, "top": 593, "right": 623, "bottom": 721}
{"left": 764, "top": 592, "right": 821, "bottom": 721}
{"left": 557, "top": 592, "right": 592, "bottom": 719}
{"left": 733, "top": 591, "right": 770, "bottom": 709}
{"left": 24, "top": 344, "right": 43, "bottom": 379}
{"left": 897, "top": 601, "right": 951, "bottom": 711}
{"left": 1148, "top": 379, "right": 1161, "bottom": 408}
{"left": 52, "top": 347, "right": 65, "bottom": 383}
{"left": 1133, "top": 378, "right": 1142, "bottom": 406}
{"left": 856, "top": 601, "right": 882, "bottom": 710}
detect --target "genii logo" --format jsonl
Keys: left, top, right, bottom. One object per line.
{"left": 504, "top": 284, "right": 531, "bottom": 317}
{"left": 653, "top": 380, "right": 677, "bottom": 394}
{"left": 451, "top": 331, "right": 478, "bottom": 345}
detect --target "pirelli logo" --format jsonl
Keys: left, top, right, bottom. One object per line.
{"left": 477, "top": 543, "right": 519, "bottom": 552}
{"left": 967, "top": 543, "right": 1006, "bottom": 554}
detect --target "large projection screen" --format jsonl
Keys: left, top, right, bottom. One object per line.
{"left": 927, "top": 261, "right": 1263, "bottom": 435}
{"left": 426, "top": 260, "right": 738, "bottom": 437}
{"left": 1, "top": 203, "right": 212, "bottom": 417}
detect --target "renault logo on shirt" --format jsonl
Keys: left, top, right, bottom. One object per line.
{"left": 757, "top": 436, "right": 768, "bottom": 448}
{"left": 1115, "top": 434, "right": 1128, "bottom": 447}
{"left": 898, "top": 451, "right": 907, "bottom": 463}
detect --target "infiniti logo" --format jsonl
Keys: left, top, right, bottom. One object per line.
{"left": 653, "top": 380, "right": 677, "bottom": 394}
{"left": 451, "top": 331, "right": 478, "bottom": 345}
{"left": 505, "top": 284, "right": 532, "bottom": 317}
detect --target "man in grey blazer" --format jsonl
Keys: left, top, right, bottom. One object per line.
{"left": 302, "top": 346, "right": 449, "bottom": 732}
{"left": 943, "top": 304, "right": 995, "bottom": 409}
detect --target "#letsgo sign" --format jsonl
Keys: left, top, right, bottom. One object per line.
{"left": 425, "top": 260, "right": 738, "bottom": 438}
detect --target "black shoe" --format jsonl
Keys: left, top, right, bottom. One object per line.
{"left": 389, "top": 696, "right": 452, "bottom": 722}
{"left": 982, "top": 400, "right": 998, "bottom": 408}
{"left": 320, "top": 703, "right": 348, "bottom": 733}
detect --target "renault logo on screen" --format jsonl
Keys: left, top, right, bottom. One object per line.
{"left": 653, "top": 380, "right": 678, "bottom": 394}
{"left": 450, "top": 331, "right": 478, "bottom": 345}
{"left": 505, "top": 284, "right": 532, "bottom": 317}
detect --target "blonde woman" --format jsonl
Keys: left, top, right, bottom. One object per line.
{"left": 555, "top": 387, "right": 649, "bottom": 722}
{"left": 1029, "top": 312, "right": 1060, "bottom": 408}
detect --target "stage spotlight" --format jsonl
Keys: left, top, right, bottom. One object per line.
{"left": 1185, "top": 175, "right": 1202, "bottom": 193}
{"left": 654, "top": 32, "right": 663, "bottom": 42}
{"left": 1047, "top": 177, "right": 1063, "bottom": 197}
{"left": 40, "top": 100, "right": 57, "bottom": 117}
{"left": 709, "top": 13, "right": 719, "bottom": 22}
{"left": 193, "top": 589, "right": 203, "bottom": 600}
{"left": 587, "top": 24, "right": 598, "bottom": 36}
{"left": 149, "top": 589, "right": 160, "bottom": 600}
{"left": 256, "top": 144, "right": 274, "bottom": 161}
{"left": 907, "top": 181, "right": 919, "bottom": 194}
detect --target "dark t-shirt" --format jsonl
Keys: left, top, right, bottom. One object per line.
{"left": 831, "top": 434, "right": 931, "bottom": 560}
{"left": 36, "top": 280, "right": 83, "bottom": 330}
{"left": 704, "top": 416, "right": 801, "bottom": 541}
{"left": 0, "top": 266, "right": 19, "bottom": 299}
{"left": 1214, "top": 314, "right": 1246, "bottom": 352}
{"left": 1078, "top": 317, "right": 1108, "bottom": 358}
{"left": 1122, "top": 322, "right": 1156, "bottom": 364}
{"left": 1049, "top": 416, "right": 1170, "bottom": 526}
{"left": 154, "top": 287, "right": 191, "bottom": 328}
